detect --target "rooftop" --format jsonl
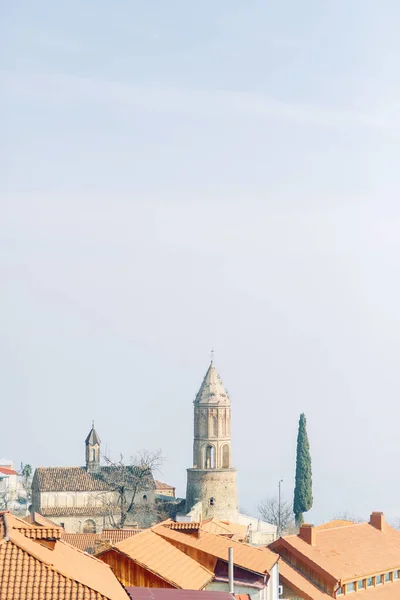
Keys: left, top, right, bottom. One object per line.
{"left": 270, "top": 512, "right": 400, "bottom": 584}
{"left": 0, "top": 512, "right": 128, "bottom": 600}
{"left": 195, "top": 362, "right": 230, "bottom": 406}
{"left": 100, "top": 528, "right": 214, "bottom": 589}
{"left": 153, "top": 522, "right": 278, "bottom": 576}
{"left": 33, "top": 465, "right": 155, "bottom": 493}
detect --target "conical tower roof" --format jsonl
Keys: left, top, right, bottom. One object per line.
{"left": 85, "top": 422, "right": 101, "bottom": 446}
{"left": 194, "top": 362, "right": 230, "bottom": 405}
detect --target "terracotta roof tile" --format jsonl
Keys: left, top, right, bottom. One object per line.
{"left": 154, "top": 480, "right": 175, "bottom": 491}
{"left": 153, "top": 524, "right": 278, "bottom": 575}
{"left": 0, "top": 512, "right": 128, "bottom": 600}
{"left": 33, "top": 465, "right": 155, "bottom": 493}
{"left": 278, "top": 558, "right": 332, "bottom": 600}
{"left": 0, "top": 467, "right": 18, "bottom": 475}
{"left": 271, "top": 518, "right": 400, "bottom": 583}
{"left": 62, "top": 530, "right": 144, "bottom": 553}
{"left": 24, "top": 512, "right": 63, "bottom": 528}
{"left": 101, "top": 529, "right": 214, "bottom": 589}
{"left": 314, "top": 519, "right": 355, "bottom": 531}
{"left": 42, "top": 506, "right": 111, "bottom": 517}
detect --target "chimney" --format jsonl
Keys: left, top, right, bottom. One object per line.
{"left": 299, "top": 524, "right": 316, "bottom": 546}
{"left": 369, "top": 512, "right": 385, "bottom": 531}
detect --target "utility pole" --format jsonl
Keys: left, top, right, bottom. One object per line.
{"left": 278, "top": 479, "right": 283, "bottom": 537}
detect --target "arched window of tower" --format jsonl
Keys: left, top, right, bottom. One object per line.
{"left": 92, "top": 448, "right": 96, "bottom": 461}
{"left": 205, "top": 445, "right": 215, "bottom": 469}
{"left": 209, "top": 497, "right": 215, "bottom": 506}
{"left": 212, "top": 414, "right": 218, "bottom": 437}
{"left": 222, "top": 444, "right": 230, "bottom": 468}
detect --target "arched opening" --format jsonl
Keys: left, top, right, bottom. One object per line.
{"left": 209, "top": 497, "right": 215, "bottom": 506}
{"left": 212, "top": 415, "right": 218, "bottom": 437}
{"left": 142, "top": 494, "right": 148, "bottom": 502}
{"left": 222, "top": 444, "right": 230, "bottom": 468}
{"left": 82, "top": 519, "right": 96, "bottom": 534}
{"left": 205, "top": 445, "right": 215, "bottom": 469}
{"left": 91, "top": 448, "right": 96, "bottom": 461}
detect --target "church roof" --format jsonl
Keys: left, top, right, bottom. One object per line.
{"left": 194, "top": 362, "right": 230, "bottom": 406}
{"left": 33, "top": 466, "right": 156, "bottom": 493}
{"left": 85, "top": 425, "right": 101, "bottom": 446}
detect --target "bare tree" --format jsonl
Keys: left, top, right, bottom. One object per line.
{"left": 258, "top": 495, "right": 296, "bottom": 536}
{"left": 96, "top": 450, "right": 163, "bottom": 529}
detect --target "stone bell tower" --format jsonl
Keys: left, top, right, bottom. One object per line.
{"left": 185, "top": 361, "right": 239, "bottom": 521}
{"left": 85, "top": 422, "right": 101, "bottom": 473}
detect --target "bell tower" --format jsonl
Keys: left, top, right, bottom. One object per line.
{"left": 85, "top": 422, "right": 101, "bottom": 473}
{"left": 186, "top": 361, "right": 239, "bottom": 520}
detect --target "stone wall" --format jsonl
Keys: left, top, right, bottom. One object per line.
{"left": 186, "top": 467, "right": 238, "bottom": 521}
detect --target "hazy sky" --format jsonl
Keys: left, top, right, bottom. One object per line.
{"left": 2, "top": 1, "right": 400, "bottom": 524}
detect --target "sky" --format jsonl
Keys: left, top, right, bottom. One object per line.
{"left": 1, "top": 1, "right": 400, "bottom": 524}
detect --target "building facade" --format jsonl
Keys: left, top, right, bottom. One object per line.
{"left": 185, "top": 361, "right": 239, "bottom": 521}
{"left": 31, "top": 424, "right": 156, "bottom": 533}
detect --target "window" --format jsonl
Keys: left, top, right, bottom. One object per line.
{"left": 347, "top": 582, "right": 355, "bottom": 593}
{"left": 376, "top": 575, "right": 382, "bottom": 585}
{"left": 142, "top": 495, "right": 147, "bottom": 502}
{"left": 212, "top": 415, "right": 218, "bottom": 437}
{"left": 82, "top": 519, "right": 96, "bottom": 534}
{"left": 367, "top": 578, "right": 373, "bottom": 588}
{"left": 209, "top": 497, "right": 215, "bottom": 506}
{"left": 205, "top": 445, "right": 215, "bottom": 469}
{"left": 394, "top": 570, "right": 399, "bottom": 580}
{"left": 357, "top": 580, "right": 364, "bottom": 590}
{"left": 385, "top": 573, "right": 391, "bottom": 582}
{"left": 336, "top": 587, "right": 343, "bottom": 596}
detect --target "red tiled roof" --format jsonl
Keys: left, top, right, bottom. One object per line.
{"left": 153, "top": 524, "right": 278, "bottom": 575}
{"left": 0, "top": 512, "right": 128, "bottom": 600}
{"left": 33, "top": 466, "right": 155, "bottom": 493}
{"left": 42, "top": 506, "right": 111, "bottom": 517}
{"left": 154, "top": 480, "right": 175, "bottom": 491}
{"left": 278, "top": 558, "right": 332, "bottom": 600}
{"left": 271, "top": 520, "right": 400, "bottom": 583}
{"left": 0, "top": 467, "right": 18, "bottom": 476}
{"left": 101, "top": 529, "right": 214, "bottom": 589}
{"left": 62, "top": 529, "right": 144, "bottom": 553}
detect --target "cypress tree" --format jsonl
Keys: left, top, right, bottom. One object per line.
{"left": 293, "top": 412, "right": 313, "bottom": 526}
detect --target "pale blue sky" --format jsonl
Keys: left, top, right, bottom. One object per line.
{"left": 1, "top": 1, "right": 400, "bottom": 523}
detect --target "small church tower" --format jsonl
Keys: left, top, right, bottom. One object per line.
{"left": 185, "top": 362, "right": 239, "bottom": 520}
{"left": 85, "top": 422, "right": 101, "bottom": 473}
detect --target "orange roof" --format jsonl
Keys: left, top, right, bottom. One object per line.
{"left": 62, "top": 529, "right": 144, "bottom": 553}
{"left": 24, "top": 511, "right": 63, "bottom": 529}
{"left": 314, "top": 519, "right": 355, "bottom": 531}
{"left": 0, "top": 512, "right": 128, "bottom": 600}
{"left": 102, "top": 528, "right": 214, "bottom": 589}
{"left": 201, "top": 519, "right": 248, "bottom": 539}
{"left": 278, "top": 558, "right": 332, "bottom": 600}
{"left": 154, "top": 480, "right": 175, "bottom": 490}
{"left": 7, "top": 512, "right": 62, "bottom": 540}
{"left": 153, "top": 524, "right": 278, "bottom": 575}
{"left": 271, "top": 520, "right": 400, "bottom": 583}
